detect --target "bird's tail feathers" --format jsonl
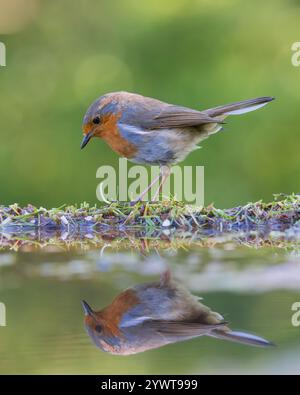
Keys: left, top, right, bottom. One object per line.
{"left": 209, "top": 329, "right": 274, "bottom": 348}
{"left": 205, "top": 96, "right": 274, "bottom": 118}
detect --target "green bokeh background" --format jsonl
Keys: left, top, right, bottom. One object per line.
{"left": 0, "top": 0, "right": 299, "bottom": 208}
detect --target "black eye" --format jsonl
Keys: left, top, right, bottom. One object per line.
{"left": 93, "top": 116, "right": 100, "bottom": 124}
{"left": 95, "top": 325, "right": 102, "bottom": 333}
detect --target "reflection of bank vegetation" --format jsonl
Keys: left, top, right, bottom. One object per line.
{"left": 0, "top": 240, "right": 299, "bottom": 293}
{"left": 0, "top": 225, "right": 299, "bottom": 253}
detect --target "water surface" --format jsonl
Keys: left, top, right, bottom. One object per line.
{"left": 0, "top": 230, "right": 299, "bottom": 374}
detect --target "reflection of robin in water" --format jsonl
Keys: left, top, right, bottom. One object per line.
{"left": 82, "top": 271, "right": 273, "bottom": 355}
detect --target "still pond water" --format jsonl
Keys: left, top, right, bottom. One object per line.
{"left": 0, "top": 229, "right": 299, "bottom": 374}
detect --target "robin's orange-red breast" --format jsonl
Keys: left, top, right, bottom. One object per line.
{"left": 82, "top": 271, "right": 273, "bottom": 355}
{"left": 81, "top": 92, "right": 274, "bottom": 201}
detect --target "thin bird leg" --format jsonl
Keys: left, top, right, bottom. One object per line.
{"left": 125, "top": 167, "right": 170, "bottom": 225}
{"left": 130, "top": 173, "right": 161, "bottom": 205}
{"left": 152, "top": 166, "right": 171, "bottom": 202}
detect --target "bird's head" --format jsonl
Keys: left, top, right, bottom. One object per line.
{"left": 82, "top": 300, "right": 121, "bottom": 353}
{"left": 80, "top": 94, "right": 120, "bottom": 149}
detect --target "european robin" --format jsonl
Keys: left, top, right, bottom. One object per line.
{"left": 82, "top": 271, "right": 272, "bottom": 355}
{"left": 81, "top": 91, "right": 274, "bottom": 202}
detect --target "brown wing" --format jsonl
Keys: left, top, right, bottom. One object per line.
{"left": 148, "top": 320, "right": 228, "bottom": 339}
{"left": 143, "top": 105, "right": 224, "bottom": 129}
{"left": 114, "top": 92, "right": 223, "bottom": 130}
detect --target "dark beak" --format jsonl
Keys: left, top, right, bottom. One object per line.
{"left": 80, "top": 131, "right": 93, "bottom": 149}
{"left": 82, "top": 300, "right": 94, "bottom": 316}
